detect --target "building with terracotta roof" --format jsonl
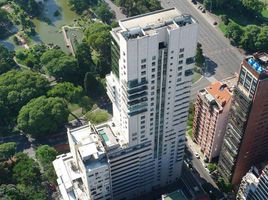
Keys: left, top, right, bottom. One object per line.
{"left": 192, "top": 81, "right": 233, "bottom": 162}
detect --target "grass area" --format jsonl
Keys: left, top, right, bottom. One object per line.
{"left": 85, "top": 109, "right": 110, "bottom": 124}
{"left": 262, "top": 9, "right": 268, "bottom": 18}
{"left": 187, "top": 129, "right": 193, "bottom": 139}
{"left": 68, "top": 103, "right": 80, "bottom": 112}
{"left": 192, "top": 71, "right": 202, "bottom": 83}
{"left": 218, "top": 22, "right": 227, "bottom": 34}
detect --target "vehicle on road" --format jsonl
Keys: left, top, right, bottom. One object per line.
{"left": 195, "top": 153, "right": 200, "bottom": 159}
{"left": 184, "top": 158, "right": 193, "bottom": 169}
{"left": 202, "top": 8, "right": 206, "bottom": 13}
{"left": 213, "top": 21, "right": 218, "bottom": 25}
{"left": 191, "top": 0, "right": 197, "bottom": 4}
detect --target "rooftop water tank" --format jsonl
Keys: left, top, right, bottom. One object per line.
{"left": 248, "top": 58, "right": 255, "bottom": 66}
{"left": 253, "top": 62, "right": 260, "bottom": 70}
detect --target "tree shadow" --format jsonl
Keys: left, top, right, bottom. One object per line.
{"left": 0, "top": 40, "right": 16, "bottom": 51}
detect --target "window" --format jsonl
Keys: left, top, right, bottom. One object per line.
{"left": 178, "top": 66, "right": 182, "bottom": 71}
{"left": 171, "top": 50, "right": 174, "bottom": 53}
{"left": 151, "top": 102, "right": 154, "bottom": 106}
{"left": 185, "top": 69, "right": 193, "bottom": 76}
{"left": 141, "top": 64, "right": 146, "bottom": 69}
{"left": 180, "top": 48, "right": 184, "bottom": 52}
{"left": 152, "top": 68, "right": 155, "bottom": 72}
{"left": 178, "top": 72, "right": 182, "bottom": 76}
{"left": 151, "top": 80, "right": 155, "bottom": 84}
{"left": 152, "top": 74, "right": 155, "bottom": 78}
{"left": 170, "top": 57, "right": 173, "bottom": 59}
{"left": 141, "top": 120, "right": 145, "bottom": 124}
{"left": 152, "top": 62, "right": 156, "bottom": 66}
{"left": 123, "top": 51, "right": 125, "bottom": 55}
{"left": 141, "top": 77, "right": 146, "bottom": 82}
{"left": 151, "top": 86, "right": 155, "bottom": 90}
{"left": 177, "top": 78, "right": 181, "bottom": 82}
{"left": 141, "top": 125, "right": 145, "bottom": 129}
{"left": 186, "top": 57, "right": 194, "bottom": 64}
{"left": 151, "top": 91, "right": 155, "bottom": 95}
{"left": 152, "top": 56, "right": 156, "bottom": 60}
{"left": 141, "top": 58, "right": 146, "bottom": 63}
{"left": 141, "top": 71, "right": 146, "bottom": 75}
{"left": 170, "top": 63, "right": 173, "bottom": 66}
{"left": 179, "top": 54, "right": 184, "bottom": 58}
{"left": 179, "top": 60, "right": 183, "bottom": 64}
{"left": 141, "top": 116, "right": 145, "bottom": 120}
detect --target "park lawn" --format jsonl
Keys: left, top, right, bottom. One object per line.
{"left": 218, "top": 22, "right": 227, "bottom": 34}
{"left": 262, "top": 9, "right": 268, "bottom": 18}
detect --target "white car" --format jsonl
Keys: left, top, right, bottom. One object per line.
{"left": 195, "top": 153, "right": 200, "bottom": 159}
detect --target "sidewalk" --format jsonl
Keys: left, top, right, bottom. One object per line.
{"left": 186, "top": 134, "right": 206, "bottom": 164}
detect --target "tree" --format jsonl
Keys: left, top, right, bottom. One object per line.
{"left": 84, "top": 72, "right": 105, "bottom": 97}
{"left": 36, "top": 145, "right": 57, "bottom": 183}
{"left": 36, "top": 145, "right": 57, "bottom": 166}
{"left": 241, "top": 0, "right": 265, "bottom": 14}
{"left": 0, "top": 70, "right": 50, "bottom": 127}
{"left": 12, "top": 154, "right": 41, "bottom": 185}
{"left": 195, "top": 43, "right": 205, "bottom": 68}
{"left": 207, "top": 163, "right": 217, "bottom": 172}
{"left": 0, "top": 9, "right": 11, "bottom": 38}
{"left": 85, "top": 23, "right": 111, "bottom": 76}
{"left": 0, "top": 142, "right": 16, "bottom": 160}
{"left": 0, "top": 44, "right": 17, "bottom": 74}
{"left": 0, "top": 184, "right": 25, "bottom": 200}
{"left": 47, "top": 82, "right": 83, "bottom": 104}
{"left": 240, "top": 25, "right": 261, "bottom": 52}
{"left": 17, "top": 96, "right": 69, "bottom": 137}
{"left": 256, "top": 26, "right": 268, "bottom": 52}
{"left": 225, "top": 21, "right": 244, "bottom": 45}
{"left": 41, "top": 49, "right": 81, "bottom": 83}
{"left": 95, "top": 2, "right": 115, "bottom": 24}
{"left": 76, "top": 42, "right": 96, "bottom": 76}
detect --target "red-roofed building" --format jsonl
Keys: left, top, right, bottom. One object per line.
{"left": 192, "top": 81, "right": 233, "bottom": 162}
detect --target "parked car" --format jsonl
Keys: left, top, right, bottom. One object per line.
{"left": 191, "top": 0, "right": 197, "bottom": 4}
{"left": 195, "top": 153, "right": 200, "bottom": 159}
{"left": 213, "top": 21, "right": 218, "bottom": 25}
{"left": 202, "top": 9, "right": 206, "bottom": 13}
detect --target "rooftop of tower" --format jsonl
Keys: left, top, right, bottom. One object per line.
{"left": 243, "top": 52, "right": 268, "bottom": 79}
{"left": 112, "top": 8, "right": 197, "bottom": 40}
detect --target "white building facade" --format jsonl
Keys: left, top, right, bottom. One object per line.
{"left": 237, "top": 165, "right": 268, "bottom": 200}
{"left": 53, "top": 8, "right": 198, "bottom": 200}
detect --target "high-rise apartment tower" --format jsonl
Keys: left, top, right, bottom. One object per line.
{"left": 53, "top": 8, "right": 198, "bottom": 200}
{"left": 218, "top": 52, "right": 268, "bottom": 185}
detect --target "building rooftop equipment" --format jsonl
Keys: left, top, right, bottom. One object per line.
{"left": 206, "top": 81, "right": 232, "bottom": 107}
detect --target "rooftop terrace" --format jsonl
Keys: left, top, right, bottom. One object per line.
{"left": 115, "top": 8, "right": 197, "bottom": 40}
{"left": 244, "top": 52, "right": 268, "bottom": 78}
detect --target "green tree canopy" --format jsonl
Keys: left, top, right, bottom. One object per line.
{"left": 0, "top": 142, "right": 16, "bottom": 160}
{"left": 0, "top": 9, "right": 11, "bottom": 38}
{"left": 17, "top": 96, "right": 69, "bottom": 137}
{"left": 36, "top": 145, "right": 57, "bottom": 166}
{"left": 0, "top": 70, "right": 50, "bottom": 127}
{"left": 0, "top": 184, "right": 25, "bottom": 200}
{"left": 95, "top": 2, "right": 115, "bottom": 24}
{"left": 241, "top": 0, "right": 265, "bottom": 13}
{"left": 12, "top": 154, "right": 41, "bottom": 185}
{"left": 85, "top": 23, "right": 111, "bottom": 76}
{"left": 47, "top": 82, "right": 83, "bottom": 104}
{"left": 225, "top": 21, "right": 244, "bottom": 45}
{"left": 0, "top": 44, "right": 17, "bottom": 74}
{"left": 76, "top": 42, "right": 96, "bottom": 76}
{"left": 84, "top": 72, "right": 105, "bottom": 97}
{"left": 195, "top": 43, "right": 205, "bottom": 68}
{"left": 115, "top": 0, "right": 162, "bottom": 16}
{"left": 41, "top": 49, "right": 81, "bottom": 83}
{"left": 240, "top": 25, "right": 261, "bottom": 52}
